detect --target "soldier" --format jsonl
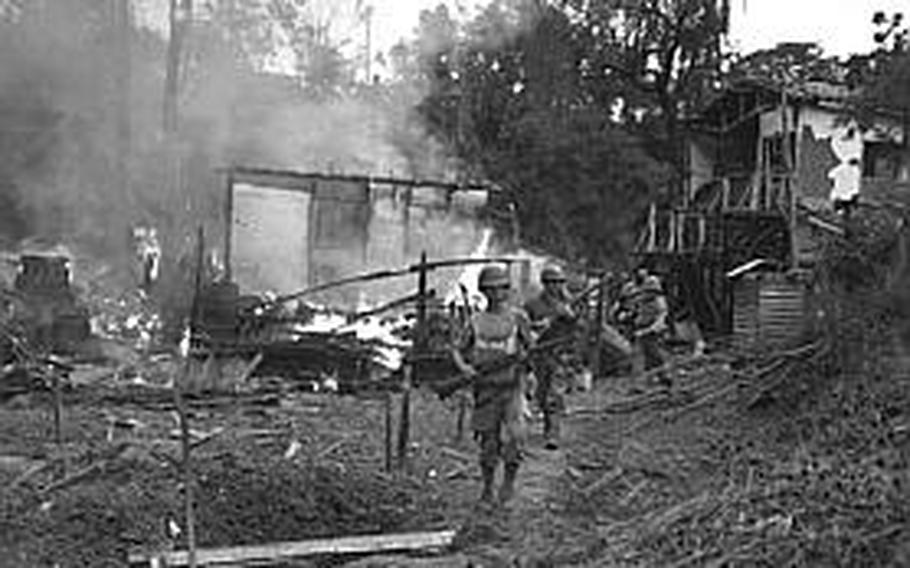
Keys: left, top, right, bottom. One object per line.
{"left": 451, "top": 264, "right": 533, "bottom": 506}
{"left": 524, "top": 264, "right": 576, "bottom": 450}
{"left": 612, "top": 273, "right": 639, "bottom": 338}
{"left": 633, "top": 274, "right": 670, "bottom": 384}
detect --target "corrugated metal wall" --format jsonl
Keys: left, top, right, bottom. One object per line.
{"left": 734, "top": 272, "right": 808, "bottom": 350}
{"left": 759, "top": 275, "right": 807, "bottom": 348}
{"left": 733, "top": 277, "right": 760, "bottom": 349}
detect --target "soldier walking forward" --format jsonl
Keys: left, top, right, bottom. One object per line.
{"left": 524, "top": 265, "right": 576, "bottom": 450}
{"left": 452, "top": 265, "right": 533, "bottom": 506}
{"left": 634, "top": 274, "right": 671, "bottom": 385}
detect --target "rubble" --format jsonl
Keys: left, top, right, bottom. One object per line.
{"left": 0, "top": 389, "right": 462, "bottom": 567}
{"left": 565, "top": 329, "right": 910, "bottom": 567}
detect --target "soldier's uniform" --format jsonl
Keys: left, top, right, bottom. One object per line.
{"left": 634, "top": 275, "right": 670, "bottom": 379}
{"left": 456, "top": 265, "right": 532, "bottom": 505}
{"left": 524, "top": 265, "right": 576, "bottom": 450}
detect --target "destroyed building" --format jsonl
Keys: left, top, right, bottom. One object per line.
{"left": 223, "top": 167, "right": 511, "bottom": 310}
{"left": 637, "top": 76, "right": 908, "bottom": 346}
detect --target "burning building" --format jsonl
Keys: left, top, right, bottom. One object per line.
{"left": 223, "top": 167, "right": 514, "bottom": 310}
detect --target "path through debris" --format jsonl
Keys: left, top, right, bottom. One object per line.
{"left": 2, "top": 340, "right": 909, "bottom": 567}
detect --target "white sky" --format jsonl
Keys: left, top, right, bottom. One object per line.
{"left": 727, "top": 0, "right": 908, "bottom": 56}
{"left": 134, "top": 0, "right": 909, "bottom": 61}
{"left": 370, "top": 0, "right": 910, "bottom": 59}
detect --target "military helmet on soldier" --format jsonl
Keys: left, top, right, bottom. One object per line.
{"left": 478, "top": 264, "right": 510, "bottom": 290}
{"left": 641, "top": 275, "right": 663, "bottom": 294}
{"left": 620, "top": 280, "right": 638, "bottom": 299}
{"left": 540, "top": 264, "right": 566, "bottom": 285}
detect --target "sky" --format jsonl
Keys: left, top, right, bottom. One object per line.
{"left": 133, "top": 0, "right": 910, "bottom": 61}
{"left": 370, "top": 0, "right": 910, "bottom": 59}
{"left": 727, "top": 0, "right": 909, "bottom": 56}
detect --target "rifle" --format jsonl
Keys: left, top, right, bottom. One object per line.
{"left": 435, "top": 334, "right": 576, "bottom": 400}
{"left": 531, "top": 284, "right": 600, "bottom": 344}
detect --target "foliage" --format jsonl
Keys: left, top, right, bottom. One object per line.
{"left": 560, "top": 0, "right": 731, "bottom": 162}
{"left": 411, "top": 0, "right": 706, "bottom": 265}
{"left": 818, "top": 205, "right": 905, "bottom": 291}
{"left": 727, "top": 42, "right": 849, "bottom": 88}
{"left": 845, "top": 11, "right": 910, "bottom": 126}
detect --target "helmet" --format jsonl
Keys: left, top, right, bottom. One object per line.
{"left": 641, "top": 275, "right": 663, "bottom": 293}
{"left": 478, "top": 265, "right": 510, "bottom": 290}
{"left": 540, "top": 264, "right": 566, "bottom": 284}
{"left": 620, "top": 281, "right": 637, "bottom": 298}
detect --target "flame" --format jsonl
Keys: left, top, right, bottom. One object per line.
{"left": 444, "top": 227, "right": 495, "bottom": 310}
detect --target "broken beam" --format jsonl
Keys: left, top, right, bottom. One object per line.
{"left": 259, "top": 256, "right": 520, "bottom": 310}
{"left": 224, "top": 166, "right": 499, "bottom": 194}
{"left": 129, "top": 530, "right": 457, "bottom": 567}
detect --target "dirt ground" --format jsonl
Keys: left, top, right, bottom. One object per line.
{"left": 1, "top": 346, "right": 909, "bottom": 567}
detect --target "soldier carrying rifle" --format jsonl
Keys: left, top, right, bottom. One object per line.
{"left": 450, "top": 264, "right": 533, "bottom": 506}
{"left": 524, "top": 265, "right": 577, "bottom": 450}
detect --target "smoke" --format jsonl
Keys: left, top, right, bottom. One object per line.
{"left": 0, "top": 0, "right": 531, "bottom": 316}
{"left": 0, "top": 2, "right": 136, "bottom": 272}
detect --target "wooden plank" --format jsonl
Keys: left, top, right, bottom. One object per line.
{"left": 129, "top": 530, "right": 457, "bottom": 567}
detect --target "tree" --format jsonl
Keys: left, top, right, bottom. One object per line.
{"left": 413, "top": 0, "right": 671, "bottom": 264}
{"left": 848, "top": 11, "right": 910, "bottom": 127}
{"left": 202, "top": 0, "right": 361, "bottom": 98}
{"left": 561, "top": 0, "right": 731, "bottom": 169}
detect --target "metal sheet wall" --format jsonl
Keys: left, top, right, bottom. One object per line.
{"left": 733, "top": 272, "right": 808, "bottom": 350}
{"left": 733, "top": 277, "right": 760, "bottom": 349}
{"left": 758, "top": 276, "right": 807, "bottom": 348}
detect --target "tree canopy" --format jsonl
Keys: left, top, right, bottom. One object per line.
{"left": 0, "top": 0, "right": 907, "bottom": 270}
{"left": 408, "top": 0, "right": 731, "bottom": 264}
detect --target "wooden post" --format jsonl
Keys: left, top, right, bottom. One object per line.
{"left": 647, "top": 203, "right": 657, "bottom": 252}
{"left": 668, "top": 210, "right": 677, "bottom": 252}
{"left": 698, "top": 215, "right": 707, "bottom": 251}
{"left": 593, "top": 272, "right": 607, "bottom": 380}
{"left": 174, "top": 226, "right": 205, "bottom": 568}
{"left": 52, "top": 367, "right": 65, "bottom": 478}
{"left": 397, "top": 366, "right": 412, "bottom": 470}
{"left": 223, "top": 170, "right": 234, "bottom": 283}
{"left": 455, "top": 393, "right": 467, "bottom": 444}
{"left": 788, "top": 98, "right": 801, "bottom": 269}
{"left": 398, "top": 251, "right": 428, "bottom": 469}
{"left": 384, "top": 391, "right": 393, "bottom": 472}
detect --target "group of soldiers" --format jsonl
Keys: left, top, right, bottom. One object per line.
{"left": 611, "top": 268, "right": 672, "bottom": 380}
{"left": 446, "top": 262, "right": 671, "bottom": 507}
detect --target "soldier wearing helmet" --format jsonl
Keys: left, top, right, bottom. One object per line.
{"left": 451, "top": 264, "right": 532, "bottom": 506}
{"left": 523, "top": 264, "right": 576, "bottom": 450}
{"left": 612, "top": 273, "right": 639, "bottom": 338}
{"left": 633, "top": 273, "right": 670, "bottom": 384}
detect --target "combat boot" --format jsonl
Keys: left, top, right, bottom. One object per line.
{"left": 499, "top": 465, "right": 519, "bottom": 505}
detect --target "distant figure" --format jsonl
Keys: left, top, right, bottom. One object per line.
{"left": 132, "top": 226, "right": 161, "bottom": 293}
{"left": 633, "top": 274, "right": 670, "bottom": 385}
{"left": 612, "top": 273, "right": 640, "bottom": 340}
{"left": 524, "top": 264, "right": 576, "bottom": 450}
{"left": 452, "top": 264, "right": 533, "bottom": 506}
